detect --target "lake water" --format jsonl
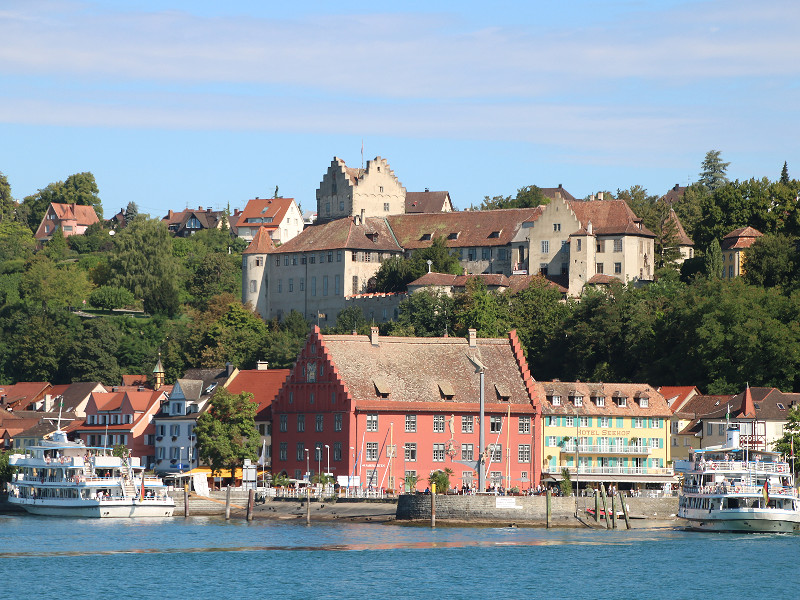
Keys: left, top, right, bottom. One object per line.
{"left": 1, "top": 515, "right": 798, "bottom": 599}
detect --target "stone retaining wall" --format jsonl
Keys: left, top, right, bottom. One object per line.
{"left": 396, "top": 494, "right": 678, "bottom": 523}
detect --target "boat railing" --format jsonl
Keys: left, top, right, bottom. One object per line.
{"left": 692, "top": 460, "right": 790, "bottom": 474}
{"left": 683, "top": 483, "right": 797, "bottom": 497}
{"left": 547, "top": 466, "right": 674, "bottom": 476}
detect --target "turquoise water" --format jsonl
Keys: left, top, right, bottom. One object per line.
{"left": 1, "top": 515, "right": 798, "bottom": 599}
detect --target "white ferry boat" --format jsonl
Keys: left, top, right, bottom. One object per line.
{"left": 676, "top": 425, "right": 800, "bottom": 533}
{"left": 5, "top": 431, "right": 174, "bottom": 518}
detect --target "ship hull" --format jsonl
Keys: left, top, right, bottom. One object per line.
{"left": 9, "top": 497, "right": 174, "bottom": 518}
{"left": 680, "top": 507, "right": 800, "bottom": 533}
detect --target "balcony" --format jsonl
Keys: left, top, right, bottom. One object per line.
{"left": 562, "top": 443, "right": 652, "bottom": 455}
{"left": 545, "top": 465, "right": 673, "bottom": 477}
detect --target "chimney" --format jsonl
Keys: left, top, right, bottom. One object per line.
{"left": 425, "top": 187, "right": 429, "bottom": 192}
{"left": 370, "top": 327, "right": 379, "bottom": 346}
{"left": 44, "top": 394, "right": 54, "bottom": 412}
{"left": 597, "top": 192, "right": 604, "bottom": 201}
{"left": 198, "top": 206, "right": 203, "bottom": 211}
{"left": 352, "top": 329, "right": 358, "bottom": 336}
{"left": 167, "top": 210, "right": 173, "bottom": 219}
{"left": 256, "top": 360, "right": 269, "bottom": 371}
{"left": 468, "top": 329, "right": 477, "bottom": 347}
{"left": 207, "top": 207, "right": 212, "bottom": 213}
{"left": 589, "top": 194, "right": 595, "bottom": 202}
{"left": 558, "top": 183, "right": 563, "bottom": 189}
{"left": 360, "top": 208, "right": 366, "bottom": 224}
{"left": 226, "top": 362, "right": 235, "bottom": 376}
{"left": 587, "top": 220, "right": 593, "bottom": 235}
{"left": 138, "top": 386, "right": 145, "bottom": 392}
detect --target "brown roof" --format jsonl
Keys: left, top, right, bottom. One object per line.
{"left": 121, "top": 375, "right": 147, "bottom": 387}
{"left": 243, "top": 226, "right": 277, "bottom": 255}
{"left": 721, "top": 226, "right": 763, "bottom": 250}
{"left": 537, "top": 381, "right": 671, "bottom": 418}
{"left": 162, "top": 207, "right": 225, "bottom": 233}
{"left": 662, "top": 184, "right": 686, "bottom": 205}
{"left": 568, "top": 199, "right": 655, "bottom": 237}
{"left": 539, "top": 185, "right": 576, "bottom": 202}
{"left": 701, "top": 387, "right": 800, "bottom": 422}
{"left": 273, "top": 217, "right": 403, "bottom": 254}
{"left": 319, "top": 329, "right": 537, "bottom": 411}
{"left": 657, "top": 385, "right": 701, "bottom": 411}
{"left": 57, "top": 382, "right": 107, "bottom": 411}
{"left": 388, "top": 208, "right": 541, "bottom": 250}
{"left": 666, "top": 209, "right": 693, "bottom": 246}
{"left": 405, "top": 191, "right": 451, "bottom": 213}
{"left": 505, "top": 274, "right": 568, "bottom": 295}
{"left": 587, "top": 274, "right": 619, "bottom": 285}
{"left": 408, "top": 272, "right": 510, "bottom": 289}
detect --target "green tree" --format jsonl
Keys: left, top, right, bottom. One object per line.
{"left": 89, "top": 285, "right": 136, "bottom": 310}
{"left": 428, "top": 468, "right": 453, "bottom": 494}
{"left": 43, "top": 228, "right": 69, "bottom": 262}
{"left": 452, "top": 278, "right": 509, "bottom": 338}
{"left": 391, "top": 290, "right": 455, "bottom": 337}
{"left": 699, "top": 150, "right": 730, "bottom": 192}
{"left": 0, "top": 171, "right": 15, "bottom": 222}
{"left": 186, "top": 253, "right": 238, "bottom": 310}
{"left": 474, "top": 185, "right": 548, "bottom": 210}
{"left": 0, "top": 450, "right": 14, "bottom": 484}
{"left": 559, "top": 468, "right": 573, "bottom": 496}
{"left": 19, "top": 255, "right": 93, "bottom": 309}
{"left": 742, "top": 234, "right": 799, "bottom": 293}
{"left": 0, "top": 221, "right": 36, "bottom": 262}
{"left": 373, "top": 236, "right": 461, "bottom": 293}
{"left": 194, "top": 388, "right": 260, "bottom": 479}
{"left": 108, "top": 217, "right": 180, "bottom": 316}
{"left": 703, "top": 239, "right": 723, "bottom": 279}
{"left": 65, "top": 319, "right": 122, "bottom": 383}
{"left": 772, "top": 406, "right": 800, "bottom": 474}
{"left": 780, "top": 161, "right": 790, "bottom": 185}
{"left": 21, "top": 172, "right": 103, "bottom": 230}
{"left": 124, "top": 202, "right": 138, "bottom": 225}
{"left": 328, "top": 305, "right": 370, "bottom": 334}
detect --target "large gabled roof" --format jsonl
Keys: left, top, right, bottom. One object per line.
{"left": 273, "top": 216, "right": 402, "bottom": 254}
{"left": 238, "top": 197, "right": 296, "bottom": 228}
{"left": 0, "top": 382, "right": 53, "bottom": 411}
{"left": 568, "top": 199, "right": 655, "bottom": 237}
{"left": 319, "top": 329, "right": 537, "bottom": 412}
{"left": 405, "top": 191, "right": 451, "bottom": 213}
{"left": 701, "top": 387, "right": 800, "bottom": 422}
{"left": 388, "top": 208, "right": 541, "bottom": 250}
{"left": 539, "top": 185, "right": 576, "bottom": 201}
{"left": 537, "top": 381, "right": 671, "bottom": 418}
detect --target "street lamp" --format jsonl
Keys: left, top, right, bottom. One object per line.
{"left": 324, "top": 444, "right": 330, "bottom": 477}
{"left": 467, "top": 354, "right": 487, "bottom": 492}
{"left": 574, "top": 406, "right": 580, "bottom": 517}
{"left": 304, "top": 448, "right": 310, "bottom": 481}
{"left": 317, "top": 447, "right": 321, "bottom": 484}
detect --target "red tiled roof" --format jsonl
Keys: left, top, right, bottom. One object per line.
{"left": 0, "top": 382, "right": 53, "bottom": 410}
{"left": 388, "top": 208, "right": 542, "bottom": 250}
{"left": 587, "top": 274, "right": 618, "bottom": 285}
{"left": 226, "top": 369, "right": 290, "bottom": 417}
{"left": 539, "top": 186, "right": 576, "bottom": 201}
{"left": 505, "top": 274, "right": 568, "bottom": 295}
{"left": 408, "top": 272, "right": 510, "bottom": 288}
{"left": 273, "top": 217, "right": 402, "bottom": 254}
{"left": 50, "top": 202, "right": 99, "bottom": 224}
{"left": 666, "top": 209, "right": 693, "bottom": 246}
{"left": 238, "top": 198, "right": 295, "bottom": 229}
{"left": 721, "top": 226, "right": 763, "bottom": 250}
{"left": 121, "top": 375, "right": 147, "bottom": 387}
{"left": 405, "top": 191, "right": 451, "bottom": 213}
{"left": 657, "top": 385, "right": 700, "bottom": 411}
{"left": 243, "top": 226, "right": 277, "bottom": 255}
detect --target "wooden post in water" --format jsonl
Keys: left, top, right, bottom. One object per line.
{"left": 546, "top": 488, "right": 552, "bottom": 528}
{"left": 183, "top": 484, "right": 189, "bottom": 518}
{"left": 246, "top": 488, "right": 254, "bottom": 521}
{"left": 600, "top": 484, "right": 610, "bottom": 529}
{"left": 225, "top": 485, "right": 232, "bottom": 520}
{"left": 611, "top": 490, "right": 617, "bottom": 529}
{"left": 431, "top": 487, "right": 436, "bottom": 528}
{"left": 594, "top": 489, "right": 600, "bottom": 523}
{"left": 619, "top": 492, "right": 631, "bottom": 529}
{"left": 306, "top": 484, "right": 311, "bottom": 525}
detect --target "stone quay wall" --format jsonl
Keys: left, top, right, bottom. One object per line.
{"left": 396, "top": 494, "right": 678, "bottom": 523}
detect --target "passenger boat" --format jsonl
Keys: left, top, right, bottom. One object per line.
{"left": 675, "top": 425, "right": 800, "bottom": 533}
{"left": 5, "top": 430, "right": 174, "bottom": 518}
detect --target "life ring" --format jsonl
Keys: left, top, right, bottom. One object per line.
{"left": 711, "top": 463, "right": 716, "bottom": 470}
{"left": 734, "top": 486, "right": 741, "bottom": 493}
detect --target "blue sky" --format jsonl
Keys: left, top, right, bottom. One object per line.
{"left": 1, "top": 0, "right": 798, "bottom": 216}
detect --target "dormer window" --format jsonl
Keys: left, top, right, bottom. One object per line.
{"left": 572, "top": 395, "right": 583, "bottom": 407}
{"left": 488, "top": 231, "right": 501, "bottom": 238}
{"left": 448, "top": 232, "right": 460, "bottom": 240}
{"left": 613, "top": 395, "right": 627, "bottom": 407}
{"left": 639, "top": 397, "right": 649, "bottom": 408}
{"left": 551, "top": 395, "right": 561, "bottom": 406}
{"left": 594, "top": 396, "right": 605, "bottom": 407}
{"left": 420, "top": 233, "right": 432, "bottom": 241}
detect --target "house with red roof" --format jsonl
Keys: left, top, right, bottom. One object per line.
{"left": 0, "top": 382, "right": 53, "bottom": 411}
{"left": 73, "top": 388, "right": 168, "bottom": 468}
{"left": 405, "top": 190, "right": 454, "bottom": 214}
{"left": 721, "top": 226, "right": 763, "bottom": 279}
{"left": 225, "top": 361, "right": 291, "bottom": 471}
{"left": 526, "top": 192, "right": 657, "bottom": 297}
{"left": 271, "top": 326, "right": 542, "bottom": 492}
{"left": 34, "top": 202, "right": 100, "bottom": 241}
{"left": 236, "top": 197, "right": 303, "bottom": 244}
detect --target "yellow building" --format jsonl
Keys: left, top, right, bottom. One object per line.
{"left": 538, "top": 382, "right": 673, "bottom": 494}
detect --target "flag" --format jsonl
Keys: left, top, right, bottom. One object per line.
{"left": 257, "top": 439, "right": 266, "bottom": 467}
{"left": 762, "top": 480, "right": 770, "bottom": 505}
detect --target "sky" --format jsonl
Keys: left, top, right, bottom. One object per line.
{"left": 1, "top": 0, "right": 798, "bottom": 216}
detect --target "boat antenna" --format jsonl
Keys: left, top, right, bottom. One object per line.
{"left": 56, "top": 395, "right": 63, "bottom": 432}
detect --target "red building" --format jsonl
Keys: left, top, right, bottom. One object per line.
{"left": 271, "top": 327, "right": 542, "bottom": 492}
